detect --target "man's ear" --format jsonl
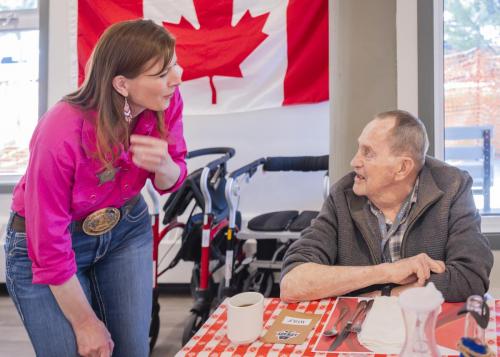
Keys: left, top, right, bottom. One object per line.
{"left": 395, "top": 156, "right": 415, "bottom": 181}
{"left": 112, "top": 75, "right": 128, "bottom": 97}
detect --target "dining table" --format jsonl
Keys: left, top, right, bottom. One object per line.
{"left": 176, "top": 297, "right": 500, "bottom": 356}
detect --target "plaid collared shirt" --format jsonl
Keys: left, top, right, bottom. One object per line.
{"left": 368, "top": 178, "right": 419, "bottom": 263}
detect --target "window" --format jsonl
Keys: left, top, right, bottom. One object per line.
{"left": 0, "top": 0, "right": 39, "bottom": 183}
{"left": 443, "top": 0, "right": 500, "bottom": 214}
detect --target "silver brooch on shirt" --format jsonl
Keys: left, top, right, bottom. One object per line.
{"left": 97, "top": 167, "right": 120, "bottom": 186}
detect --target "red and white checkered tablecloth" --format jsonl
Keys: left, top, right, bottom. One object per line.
{"left": 176, "top": 298, "right": 500, "bottom": 356}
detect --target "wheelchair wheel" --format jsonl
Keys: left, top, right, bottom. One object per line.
{"left": 243, "top": 269, "right": 274, "bottom": 297}
{"left": 149, "top": 287, "right": 160, "bottom": 351}
{"left": 182, "top": 310, "right": 209, "bottom": 346}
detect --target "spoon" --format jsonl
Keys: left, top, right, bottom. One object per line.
{"left": 323, "top": 306, "right": 348, "bottom": 337}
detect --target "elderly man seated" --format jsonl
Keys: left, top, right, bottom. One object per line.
{"left": 280, "top": 110, "right": 493, "bottom": 302}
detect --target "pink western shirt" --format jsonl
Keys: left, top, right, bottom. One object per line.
{"left": 11, "top": 88, "right": 187, "bottom": 285}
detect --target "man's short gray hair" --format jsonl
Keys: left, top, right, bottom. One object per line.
{"left": 376, "top": 110, "right": 429, "bottom": 169}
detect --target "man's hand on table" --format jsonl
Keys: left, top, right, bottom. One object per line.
{"left": 381, "top": 253, "right": 445, "bottom": 286}
{"left": 360, "top": 253, "right": 445, "bottom": 297}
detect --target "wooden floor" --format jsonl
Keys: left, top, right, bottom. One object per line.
{"left": 0, "top": 289, "right": 192, "bottom": 357}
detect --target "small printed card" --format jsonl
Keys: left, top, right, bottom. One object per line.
{"left": 262, "top": 309, "right": 321, "bottom": 345}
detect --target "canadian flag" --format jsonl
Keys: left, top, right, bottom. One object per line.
{"left": 77, "top": 0, "right": 329, "bottom": 114}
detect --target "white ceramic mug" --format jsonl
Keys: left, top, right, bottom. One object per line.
{"left": 226, "top": 291, "right": 264, "bottom": 344}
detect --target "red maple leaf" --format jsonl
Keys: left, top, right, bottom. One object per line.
{"left": 163, "top": 0, "right": 270, "bottom": 104}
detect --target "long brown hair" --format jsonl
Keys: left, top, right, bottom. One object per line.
{"left": 65, "top": 19, "right": 176, "bottom": 169}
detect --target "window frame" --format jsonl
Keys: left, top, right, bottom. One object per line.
{"left": 434, "top": 0, "right": 500, "bottom": 234}
{"left": 0, "top": 0, "right": 48, "bottom": 192}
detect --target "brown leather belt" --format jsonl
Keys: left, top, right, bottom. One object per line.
{"left": 11, "top": 195, "right": 141, "bottom": 235}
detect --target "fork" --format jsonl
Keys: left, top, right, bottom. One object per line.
{"left": 350, "top": 299, "right": 374, "bottom": 333}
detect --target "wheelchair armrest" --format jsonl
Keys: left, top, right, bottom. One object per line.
{"left": 263, "top": 155, "right": 329, "bottom": 172}
{"left": 229, "top": 158, "right": 266, "bottom": 179}
{"left": 186, "top": 147, "right": 235, "bottom": 160}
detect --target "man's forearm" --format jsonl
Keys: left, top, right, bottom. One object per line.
{"left": 280, "top": 262, "right": 388, "bottom": 302}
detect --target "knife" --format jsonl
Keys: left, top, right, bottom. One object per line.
{"left": 328, "top": 299, "right": 369, "bottom": 351}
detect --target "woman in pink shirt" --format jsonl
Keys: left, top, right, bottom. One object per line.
{"left": 5, "top": 19, "right": 187, "bottom": 357}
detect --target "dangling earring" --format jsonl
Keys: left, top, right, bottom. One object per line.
{"left": 123, "top": 96, "right": 132, "bottom": 124}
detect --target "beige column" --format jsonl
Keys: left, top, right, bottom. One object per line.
{"left": 329, "top": 0, "right": 397, "bottom": 181}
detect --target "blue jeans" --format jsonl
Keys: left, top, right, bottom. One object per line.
{"left": 5, "top": 195, "right": 153, "bottom": 357}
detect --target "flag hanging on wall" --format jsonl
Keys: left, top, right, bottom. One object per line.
{"left": 77, "top": 0, "right": 329, "bottom": 115}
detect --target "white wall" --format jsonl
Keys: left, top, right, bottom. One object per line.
{"left": 184, "top": 104, "right": 329, "bottom": 215}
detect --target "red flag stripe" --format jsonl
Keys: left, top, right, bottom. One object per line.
{"left": 283, "top": 0, "right": 329, "bottom": 105}
{"left": 77, "top": 0, "right": 142, "bottom": 84}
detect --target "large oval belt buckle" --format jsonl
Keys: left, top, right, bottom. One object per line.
{"left": 82, "top": 207, "right": 121, "bottom": 236}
